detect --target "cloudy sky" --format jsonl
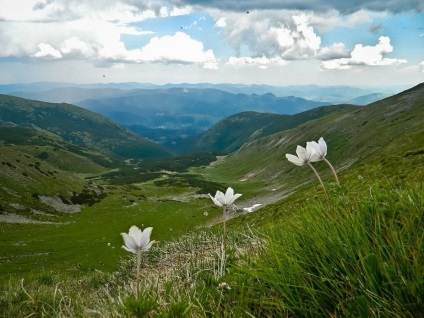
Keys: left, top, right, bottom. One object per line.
{"left": 0, "top": 0, "right": 423, "bottom": 87}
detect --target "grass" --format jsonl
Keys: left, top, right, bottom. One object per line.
{"left": 1, "top": 174, "right": 423, "bottom": 317}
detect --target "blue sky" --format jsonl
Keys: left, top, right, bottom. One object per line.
{"left": 0, "top": 0, "right": 423, "bottom": 87}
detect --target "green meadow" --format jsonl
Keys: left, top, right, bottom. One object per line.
{"left": 1, "top": 84, "right": 423, "bottom": 317}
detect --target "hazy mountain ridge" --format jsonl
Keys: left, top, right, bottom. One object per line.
{"left": 2, "top": 82, "right": 407, "bottom": 104}
{"left": 74, "top": 88, "right": 329, "bottom": 132}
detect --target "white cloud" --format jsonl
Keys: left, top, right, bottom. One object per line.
{"left": 127, "top": 32, "right": 218, "bottom": 69}
{"left": 420, "top": 61, "right": 424, "bottom": 72}
{"left": 211, "top": 11, "right": 321, "bottom": 60}
{"left": 317, "top": 42, "right": 350, "bottom": 60}
{"left": 227, "top": 56, "right": 286, "bottom": 69}
{"left": 33, "top": 43, "right": 62, "bottom": 59}
{"left": 215, "top": 17, "right": 226, "bottom": 27}
{"left": 321, "top": 36, "right": 407, "bottom": 70}
{"left": 60, "top": 36, "right": 95, "bottom": 58}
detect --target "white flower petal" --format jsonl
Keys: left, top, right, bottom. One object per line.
{"left": 228, "top": 193, "right": 242, "bottom": 205}
{"left": 122, "top": 245, "right": 137, "bottom": 254}
{"left": 318, "top": 137, "right": 327, "bottom": 157}
{"left": 209, "top": 193, "right": 223, "bottom": 207}
{"left": 121, "top": 233, "right": 138, "bottom": 252}
{"left": 286, "top": 153, "right": 304, "bottom": 166}
{"left": 139, "top": 227, "right": 153, "bottom": 249}
{"left": 224, "top": 187, "right": 235, "bottom": 204}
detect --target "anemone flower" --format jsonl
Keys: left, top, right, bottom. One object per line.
{"left": 286, "top": 144, "right": 328, "bottom": 200}
{"left": 209, "top": 187, "right": 242, "bottom": 208}
{"left": 308, "top": 137, "right": 340, "bottom": 185}
{"left": 209, "top": 187, "right": 242, "bottom": 276}
{"left": 121, "top": 225, "right": 155, "bottom": 296}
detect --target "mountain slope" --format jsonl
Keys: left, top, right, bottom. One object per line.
{"left": 206, "top": 83, "right": 424, "bottom": 198}
{"left": 185, "top": 104, "right": 358, "bottom": 154}
{"left": 0, "top": 94, "right": 172, "bottom": 160}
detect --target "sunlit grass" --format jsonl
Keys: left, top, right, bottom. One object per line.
{"left": 2, "top": 180, "right": 423, "bottom": 317}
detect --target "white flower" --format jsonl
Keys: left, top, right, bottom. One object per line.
{"left": 204, "top": 211, "right": 209, "bottom": 216}
{"left": 307, "top": 137, "right": 327, "bottom": 162}
{"left": 121, "top": 225, "right": 154, "bottom": 254}
{"left": 208, "top": 187, "right": 242, "bottom": 207}
{"left": 285, "top": 144, "right": 316, "bottom": 166}
{"left": 243, "top": 203, "right": 262, "bottom": 213}
{"left": 218, "top": 282, "right": 231, "bottom": 290}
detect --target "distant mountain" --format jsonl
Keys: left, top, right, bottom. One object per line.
{"left": 346, "top": 93, "right": 389, "bottom": 105}
{"left": 75, "top": 88, "right": 329, "bottom": 131}
{"left": 2, "top": 82, "right": 408, "bottom": 104}
{"left": 0, "top": 94, "right": 172, "bottom": 160}
{"left": 211, "top": 82, "right": 424, "bottom": 192}
{"left": 182, "top": 104, "right": 358, "bottom": 154}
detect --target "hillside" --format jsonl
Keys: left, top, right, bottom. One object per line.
{"left": 0, "top": 94, "right": 172, "bottom": 160}
{"left": 205, "top": 82, "right": 424, "bottom": 200}
{"left": 184, "top": 104, "right": 358, "bottom": 154}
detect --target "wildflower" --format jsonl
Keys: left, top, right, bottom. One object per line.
{"left": 308, "top": 137, "right": 340, "bottom": 185}
{"left": 286, "top": 144, "right": 328, "bottom": 200}
{"left": 204, "top": 211, "right": 209, "bottom": 216}
{"left": 285, "top": 144, "right": 316, "bottom": 166}
{"left": 243, "top": 203, "right": 262, "bottom": 213}
{"left": 218, "top": 282, "right": 231, "bottom": 290}
{"left": 121, "top": 226, "right": 154, "bottom": 254}
{"left": 208, "top": 187, "right": 242, "bottom": 276}
{"left": 208, "top": 187, "right": 242, "bottom": 208}
{"left": 121, "top": 225, "right": 155, "bottom": 296}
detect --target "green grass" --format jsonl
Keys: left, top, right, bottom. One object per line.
{"left": 0, "top": 183, "right": 222, "bottom": 280}
{"left": 1, "top": 145, "right": 423, "bottom": 317}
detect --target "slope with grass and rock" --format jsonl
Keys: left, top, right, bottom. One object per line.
{"left": 0, "top": 83, "right": 423, "bottom": 317}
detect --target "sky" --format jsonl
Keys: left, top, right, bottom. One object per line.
{"left": 0, "top": 0, "right": 423, "bottom": 87}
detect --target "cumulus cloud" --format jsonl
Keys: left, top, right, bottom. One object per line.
{"left": 212, "top": 11, "right": 321, "bottom": 60}
{"left": 321, "top": 36, "right": 407, "bottom": 70}
{"left": 0, "top": 0, "right": 215, "bottom": 68}
{"left": 317, "top": 43, "right": 350, "bottom": 60}
{"left": 126, "top": 32, "right": 218, "bottom": 68}
{"left": 33, "top": 43, "right": 62, "bottom": 59}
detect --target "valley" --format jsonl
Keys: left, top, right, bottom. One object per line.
{"left": 0, "top": 82, "right": 423, "bottom": 317}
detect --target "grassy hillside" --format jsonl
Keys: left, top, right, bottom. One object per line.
{"left": 0, "top": 84, "right": 423, "bottom": 317}
{"left": 203, "top": 83, "right": 424, "bottom": 198}
{"left": 0, "top": 94, "right": 172, "bottom": 160}
{"left": 185, "top": 104, "right": 357, "bottom": 153}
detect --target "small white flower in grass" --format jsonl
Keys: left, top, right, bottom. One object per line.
{"left": 307, "top": 137, "right": 340, "bottom": 186}
{"left": 218, "top": 282, "right": 231, "bottom": 290}
{"left": 308, "top": 137, "right": 327, "bottom": 162}
{"left": 208, "top": 187, "right": 242, "bottom": 277}
{"left": 121, "top": 225, "right": 154, "bottom": 254}
{"left": 121, "top": 225, "right": 155, "bottom": 297}
{"left": 208, "top": 187, "right": 242, "bottom": 207}
{"left": 243, "top": 203, "right": 262, "bottom": 213}
{"left": 203, "top": 211, "right": 209, "bottom": 216}
{"left": 286, "top": 143, "right": 328, "bottom": 200}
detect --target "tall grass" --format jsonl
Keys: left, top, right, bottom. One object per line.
{"left": 234, "top": 183, "right": 424, "bottom": 317}
{"left": 1, "top": 183, "right": 423, "bottom": 317}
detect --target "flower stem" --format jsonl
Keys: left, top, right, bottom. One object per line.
{"left": 307, "top": 162, "right": 329, "bottom": 200}
{"left": 323, "top": 158, "right": 340, "bottom": 186}
{"left": 136, "top": 249, "right": 141, "bottom": 297}
{"left": 221, "top": 206, "right": 227, "bottom": 277}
